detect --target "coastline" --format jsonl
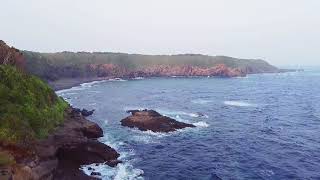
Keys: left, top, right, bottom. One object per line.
{"left": 49, "top": 77, "right": 113, "bottom": 91}
{"left": 49, "top": 69, "right": 301, "bottom": 91}
{"left": 1, "top": 107, "right": 120, "bottom": 179}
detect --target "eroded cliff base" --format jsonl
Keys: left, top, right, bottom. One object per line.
{"left": 0, "top": 107, "right": 120, "bottom": 180}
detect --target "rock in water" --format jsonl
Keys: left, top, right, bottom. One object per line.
{"left": 121, "top": 109, "right": 195, "bottom": 132}
{"left": 72, "top": 107, "right": 95, "bottom": 117}
{"left": 81, "top": 109, "right": 95, "bottom": 117}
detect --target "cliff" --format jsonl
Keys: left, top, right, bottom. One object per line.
{"left": 0, "top": 108, "right": 120, "bottom": 179}
{"left": 0, "top": 41, "right": 120, "bottom": 179}
{"left": 23, "top": 51, "right": 280, "bottom": 83}
{"left": 0, "top": 40, "right": 25, "bottom": 70}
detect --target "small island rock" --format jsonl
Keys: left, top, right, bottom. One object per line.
{"left": 121, "top": 109, "right": 195, "bottom": 132}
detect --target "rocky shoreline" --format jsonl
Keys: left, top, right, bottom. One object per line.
{"left": 0, "top": 107, "right": 120, "bottom": 180}
{"left": 49, "top": 70, "right": 300, "bottom": 91}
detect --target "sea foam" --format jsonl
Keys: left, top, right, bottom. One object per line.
{"left": 224, "top": 101, "right": 256, "bottom": 107}
{"left": 193, "top": 121, "right": 210, "bottom": 128}
{"left": 191, "top": 99, "right": 212, "bottom": 105}
{"left": 108, "top": 78, "right": 128, "bottom": 82}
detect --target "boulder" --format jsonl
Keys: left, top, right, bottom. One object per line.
{"left": 72, "top": 108, "right": 95, "bottom": 117}
{"left": 121, "top": 109, "right": 195, "bottom": 132}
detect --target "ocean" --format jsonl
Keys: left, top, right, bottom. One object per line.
{"left": 57, "top": 69, "right": 320, "bottom": 180}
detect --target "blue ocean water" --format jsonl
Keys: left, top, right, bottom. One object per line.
{"left": 57, "top": 70, "right": 320, "bottom": 180}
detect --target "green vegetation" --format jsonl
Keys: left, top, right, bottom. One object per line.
{"left": 0, "top": 65, "right": 68, "bottom": 145}
{"left": 0, "top": 151, "right": 15, "bottom": 166}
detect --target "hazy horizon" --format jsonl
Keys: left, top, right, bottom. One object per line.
{"left": 2, "top": 0, "right": 319, "bottom": 66}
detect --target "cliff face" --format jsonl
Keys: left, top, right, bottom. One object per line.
{"left": 0, "top": 40, "right": 25, "bottom": 69}
{"left": 23, "top": 51, "right": 280, "bottom": 82}
{"left": 0, "top": 41, "right": 120, "bottom": 179}
{"left": 88, "top": 63, "right": 247, "bottom": 78}
{"left": 1, "top": 108, "right": 120, "bottom": 180}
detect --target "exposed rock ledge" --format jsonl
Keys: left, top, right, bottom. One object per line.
{"left": 1, "top": 107, "right": 120, "bottom": 180}
{"left": 121, "top": 110, "right": 195, "bottom": 132}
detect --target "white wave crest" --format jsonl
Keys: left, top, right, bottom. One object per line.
{"left": 129, "top": 129, "right": 168, "bottom": 143}
{"left": 191, "top": 99, "right": 212, "bottom": 105}
{"left": 56, "top": 80, "right": 107, "bottom": 95}
{"left": 81, "top": 80, "right": 107, "bottom": 88}
{"left": 56, "top": 86, "right": 86, "bottom": 94}
{"left": 81, "top": 162, "right": 144, "bottom": 180}
{"left": 157, "top": 109, "right": 208, "bottom": 119}
{"left": 193, "top": 121, "right": 210, "bottom": 128}
{"left": 108, "top": 78, "right": 128, "bottom": 82}
{"left": 224, "top": 101, "right": 256, "bottom": 107}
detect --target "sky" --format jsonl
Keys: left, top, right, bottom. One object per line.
{"left": 1, "top": 0, "right": 320, "bottom": 66}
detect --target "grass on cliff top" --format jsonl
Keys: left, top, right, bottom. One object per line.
{"left": 0, "top": 65, "right": 68, "bottom": 145}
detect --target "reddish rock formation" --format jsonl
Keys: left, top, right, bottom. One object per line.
{"left": 121, "top": 110, "right": 195, "bottom": 132}
{"left": 0, "top": 107, "right": 120, "bottom": 180}
{"left": 87, "top": 63, "right": 246, "bottom": 79}
{"left": 0, "top": 40, "right": 25, "bottom": 70}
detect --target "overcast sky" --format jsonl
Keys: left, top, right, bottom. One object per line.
{"left": 1, "top": 0, "right": 320, "bottom": 66}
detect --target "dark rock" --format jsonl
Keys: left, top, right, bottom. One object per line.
{"left": 1, "top": 107, "right": 123, "bottom": 180}
{"left": 81, "top": 123, "right": 103, "bottom": 139}
{"left": 72, "top": 108, "right": 82, "bottom": 114}
{"left": 81, "top": 109, "right": 95, "bottom": 117}
{"left": 51, "top": 108, "right": 120, "bottom": 179}
{"left": 71, "top": 107, "right": 95, "bottom": 117}
{"left": 88, "top": 167, "right": 94, "bottom": 171}
{"left": 106, "top": 160, "right": 122, "bottom": 167}
{"left": 121, "top": 109, "right": 195, "bottom": 132}
{"left": 91, "top": 172, "right": 101, "bottom": 176}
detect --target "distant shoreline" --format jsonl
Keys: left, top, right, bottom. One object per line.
{"left": 51, "top": 69, "right": 301, "bottom": 91}
{"left": 50, "top": 77, "right": 112, "bottom": 91}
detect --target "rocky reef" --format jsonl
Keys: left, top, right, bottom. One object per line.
{"left": 121, "top": 110, "right": 195, "bottom": 132}
{"left": 0, "top": 108, "right": 120, "bottom": 180}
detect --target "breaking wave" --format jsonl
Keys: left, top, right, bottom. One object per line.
{"left": 191, "top": 99, "right": 212, "bottom": 105}
{"left": 108, "top": 78, "right": 128, "bottom": 82}
{"left": 192, "top": 121, "right": 210, "bottom": 128}
{"left": 224, "top": 101, "right": 256, "bottom": 107}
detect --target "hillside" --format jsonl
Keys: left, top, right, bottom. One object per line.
{"left": 0, "top": 41, "right": 68, "bottom": 146}
{"left": 0, "top": 65, "right": 68, "bottom": 145}
{"left": 23, "top": 51, "right": 280, "bottom": 83}
{"left": 0, "top": 41, "right": 120, "bottom": 179}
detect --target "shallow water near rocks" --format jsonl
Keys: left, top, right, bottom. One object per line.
{"left": 57, "top": 70, "right": 320, "bottom": 179}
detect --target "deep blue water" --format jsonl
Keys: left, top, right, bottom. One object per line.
{"left": 57, "top": 70, "right": 320, "bottom": 180}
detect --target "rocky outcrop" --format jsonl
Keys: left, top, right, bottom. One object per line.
{"left": 1, "top": 107, "right": 120, "bottom": 180}
{"left": 0, "top": 40, "right": 25, "bottom": 70}
{"left": 72, "top": 108, "right": 95, "bottom": 117}
{"left": 121, "top": 109, "right": 195, "bottom": 132}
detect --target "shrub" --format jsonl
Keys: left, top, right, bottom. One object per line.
{"left": 0, "top": 65, "right": 68, "bottom": 145}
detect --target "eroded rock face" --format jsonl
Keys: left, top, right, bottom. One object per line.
{"left": 121, "top": 110, "right": 195, "bottom": 132}
{"left": 0, "top": 40, "right": 25, "bottom": 69}
{"left": 87, "top": 63, "right": 246, "bottom": 78}
{"left": 2, "top": 107, "right": 120, "bottom": 180}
